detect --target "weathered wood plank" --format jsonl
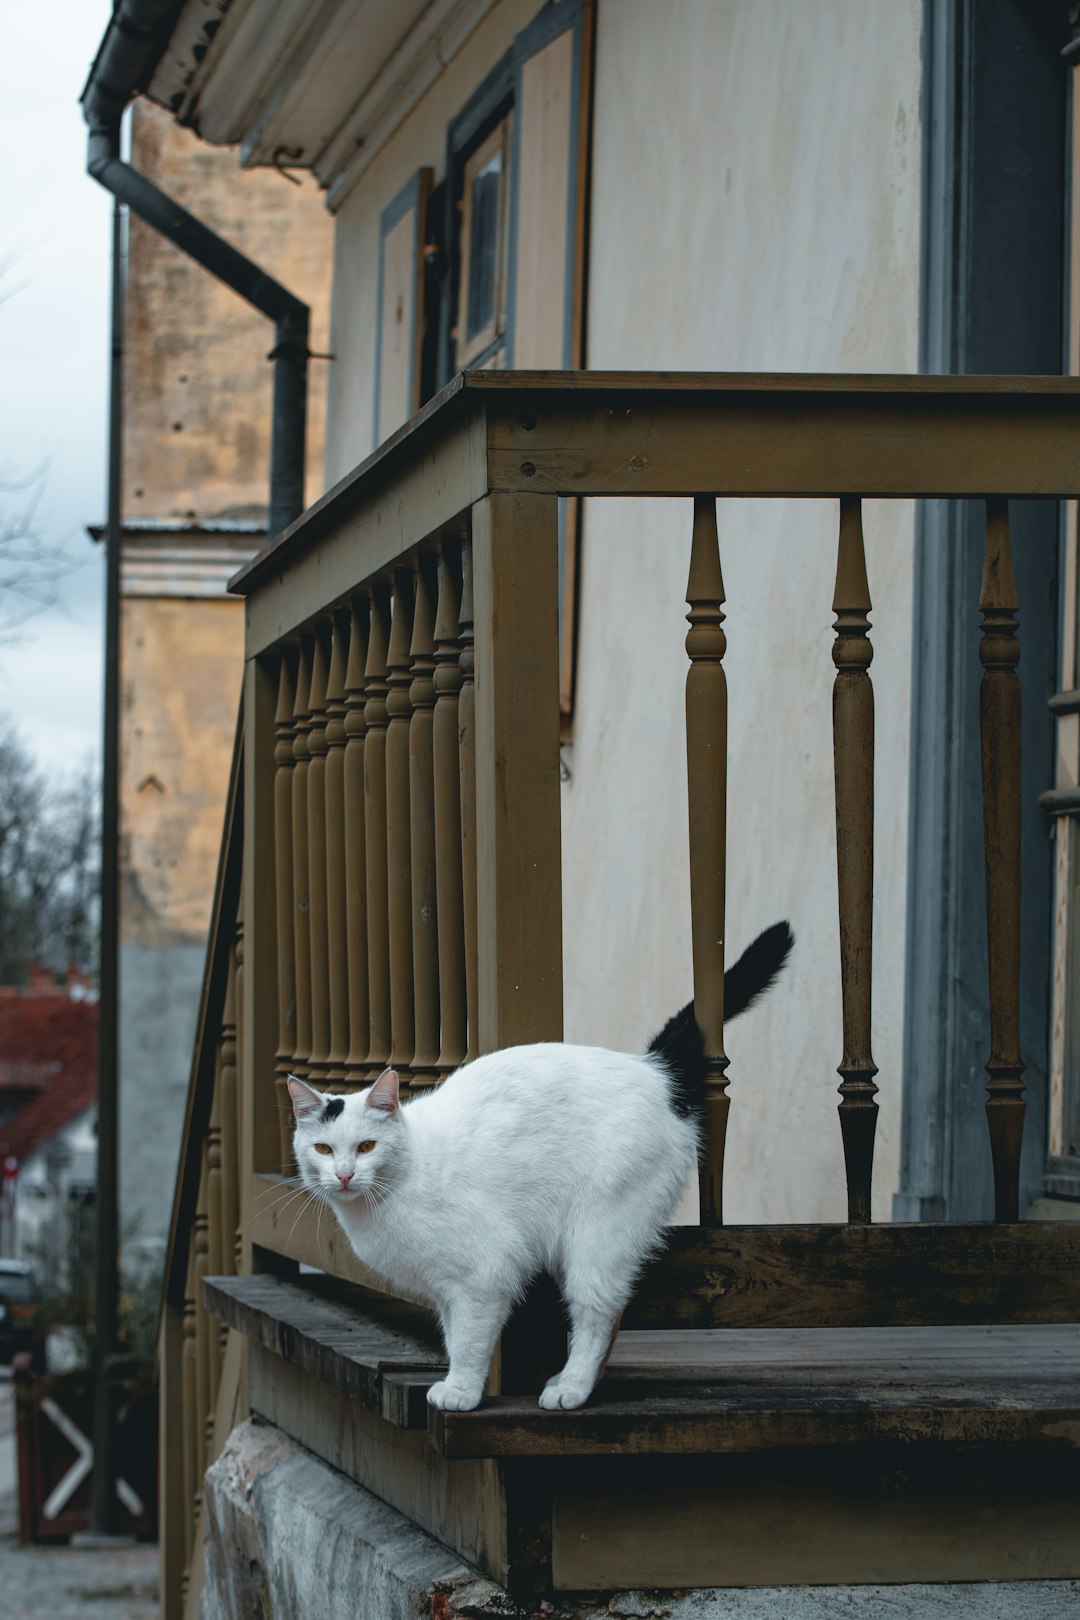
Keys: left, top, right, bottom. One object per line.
{"left": 487, "top": 395, "right": 1080, "bottom": 498}
{"left": 249, "top": 1186, "right": 1080, "bottom": 1330}
{"left": 239, "top": 411, "right": 485, "bottom": 655}
{"left": 551, "top": 1448, "right": 1080, "bottom": 1589}
{"left": 203, "top": 1273, "right": 443, "bottom": 1429}
{"left": 435, "top": 1380, "right": 1080, "bottom": 1459}
{"left": 625, "top": 1222, "right": 1080, "bottom": 1329}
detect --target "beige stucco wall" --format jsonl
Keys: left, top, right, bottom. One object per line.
{"left": 322, "top": 0, "right": 923, "bottom": 1222}
{"left": 120, "top": 596, "right": 243, "bottom": 946}
{"left": 325, "top": 0, "right": 543, "bottom": 479}
{"left": 126, "top": 102, "right": 334, "bottom": 521}
{"left": 561, "top": 0, "right": 923, "bottom": 1222}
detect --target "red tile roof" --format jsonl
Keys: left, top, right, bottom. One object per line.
{"left": 0, "top": 988, "right": 98, "bottom": 1166}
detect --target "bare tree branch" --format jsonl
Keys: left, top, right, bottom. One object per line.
{"left": 0, "top": 717, "right": 100, "bottom": 986}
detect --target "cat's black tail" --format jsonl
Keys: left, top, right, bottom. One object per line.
{"left": 647, "top": 921, "right": 794, "bottom": 1119}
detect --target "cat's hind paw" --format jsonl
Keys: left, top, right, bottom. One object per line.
{"left": 426, "top": 1378, "right": 483, "bottom": 1412}
{"left": 538, "top": 1378, "right": 592, "bottom": 1411}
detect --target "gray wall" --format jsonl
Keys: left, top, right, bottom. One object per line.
{"left": 119, "top": 941, "right": 205, "bottom": 1260}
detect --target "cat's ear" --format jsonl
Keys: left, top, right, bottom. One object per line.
{"left": 287, "top": 1075, "right": 323, "bottom": 1121}
{"left": 365, "top": 1068, "right": 400, "bottom": 1116}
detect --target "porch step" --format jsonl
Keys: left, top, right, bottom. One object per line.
{"left": 206, "top": 1274, "right": 1080, "bottom": 1460}
{"left": 434, "top": 1321, "right": 1080, "bottom": 1456}
{"left": 204, "top": 1273, "right": 446, "bottom": 1428}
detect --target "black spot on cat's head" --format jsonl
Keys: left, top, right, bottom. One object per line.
{"left": 320, "top": 1097, "right": 344, "bottom": 1122}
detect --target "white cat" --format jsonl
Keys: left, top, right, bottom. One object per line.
{"left": 287, "top": 922, "right": 792, "bottom": 1412}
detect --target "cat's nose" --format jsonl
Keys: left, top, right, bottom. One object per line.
{"left": 337, "top": 1169, "right": 354, "bottom": 1187}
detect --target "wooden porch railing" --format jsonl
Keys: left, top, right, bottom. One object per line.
{"left": 160, "top": 373, "right": 1080, "bottom": 1614}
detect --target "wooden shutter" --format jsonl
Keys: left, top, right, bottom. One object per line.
{"left": 373, "top": 168, "right": 433, "bottom": 449}
{"left": 507, "top": 1, "right": 594, "bottom": 719}
{"left": 506, "top": 1, "right": 592, "bottom": 370}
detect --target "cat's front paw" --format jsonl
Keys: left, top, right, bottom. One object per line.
{"left": 427, "top": 1378, "right": 483, "bottom": 1412}
{"left": 538, "top": 1378, "right": 593, "bottom": 1411}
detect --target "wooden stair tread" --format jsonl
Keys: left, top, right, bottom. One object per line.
{"left": 207, "top": 1275, "right": 1080, "bottom": 1459}
{"left": 204, "top": 1273, "right": 446, "bottom": 1428}
{"left": 435, "top": 1323, "right": 1080, "bottom": 1456}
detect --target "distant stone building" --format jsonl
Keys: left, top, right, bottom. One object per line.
{"left": 109, "top": 102, "right": 333, "bottom": 1262}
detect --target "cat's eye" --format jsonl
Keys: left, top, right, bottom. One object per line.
{"left": 313, "top": 1143, "right": 333, "bottom": 1156}
{"left": 357, "top": 1140, "right": 376, "bottom": 1154}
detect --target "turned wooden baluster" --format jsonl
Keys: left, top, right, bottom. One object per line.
{"left": 458, "top": 542, "right": 479, "bottom": 1063}
{"left": 685, "top": 496, "right": 730, "bottom": 1224}
{"left": 324, "top": 612, "right": 351, "bottom": 1081}
{"left": 204, "top": 1088, "right": 222, "bottom": 1457}
{"left": 832, "top": 497, "right": 879, "bottom": 1223}
{"left": 193, "top": 1172, "right": 211, "bottom": 1482}
{"left": 386, "top": 566, "right": 416, "bottom": 1076}
{"left": 273, "top": 651, "right": 297, "bottom": 1159}
{"left": 364, "top": 585, "right": 393, "bottom": 1075}
{"left": 181, "top": 1254, "right": 197, "bottom": 1572}
{"left": 980, "top": 497, "right": 1025, "bottom": 1221}
{"left": 410, "top": 551, "right": 441, "bottom": 1086}
{"left": 343, "top": 595, "right": 371, "bottom": 1080}
{"left": 218, "top": 938, "right": 239, "bottom": 1332}
{"left": 206, "top": 1061, "right": 224, "bottom": 1282}
{"left": 234, "top": 888, "right": 245, "bottom": 1270}
{"left": 306, "top": 623, "right": 332, "bottom": 1078}
{"left": 433, "top": 540, "right": 467, "bottom": 1077}
{"left": 290, "top": 638, "right": 314, "bottom": 1078}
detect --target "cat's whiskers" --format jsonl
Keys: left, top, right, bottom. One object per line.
{"left": 283, "top": 1183, "right": 327, "bottom": 1260}
{"left": 252, "top": 1175, "right": 304, "bottom": 1210}
{"left": 259, "top": 1180, "right": 314, "bottom": 1220}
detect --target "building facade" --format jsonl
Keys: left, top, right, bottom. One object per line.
{"left": 82, "top": 1, "right": 1080, "bottom": 1614}
{"left": 110, "top": 102, "right": 332, "bottom": 1259}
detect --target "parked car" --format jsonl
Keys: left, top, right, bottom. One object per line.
{"left": 0, "top": 1260, "right": 40, "bottom": 1363}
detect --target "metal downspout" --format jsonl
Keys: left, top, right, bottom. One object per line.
{"left": 81, "top": 0, "right": 311, "bottom": 1535}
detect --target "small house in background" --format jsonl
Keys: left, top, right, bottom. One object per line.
{"left": 0, "top": 970, "right": 98, "bottom": 1265}
{"left": 88, "top": 101, "right": 333, "bottom": 1269}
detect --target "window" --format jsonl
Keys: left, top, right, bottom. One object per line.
{"left": 456, "top": 115, "right": 513, "bottom": 369}
{"left": 372, "top": 0, "right": 595, "bottom": 720}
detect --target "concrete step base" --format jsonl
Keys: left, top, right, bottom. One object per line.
{"left": 201, "top": 1419, "right": 1080, "bottom": 1620}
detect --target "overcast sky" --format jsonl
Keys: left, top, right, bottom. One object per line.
{"left": 1, "top": 3, "right": 114, "bottom": 777}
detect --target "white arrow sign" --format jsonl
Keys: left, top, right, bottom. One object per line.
{"left": 38, "top": 1398, "right": 145, "bottom": 1520}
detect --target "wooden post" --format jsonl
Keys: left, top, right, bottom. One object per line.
{"left": 980, "top": 497, "right": 1026, "bottom": 1221}
{"left": 290, "top": 639, "right": 313, "bottom": 1079}
{"left": 410, "top": 551, "right": 441, "bottom": 1086}
{"left": 218, "top": 941, "right": 240, "bottom": 1287}
{"left": 386, "top": 566, "right": 416, "bottom": 1075}
{"left": 272, "top": 651, "right": 297, "bottom": 1128}
{"left": 233, "top": 887, "right": 246, "bottom": 1268}
{"left": 193, "top": 1177, "right": 210, "bottom": 1486}
{"left": 685, "top": 496, "right": 730, "bottom": 1225}
{"left": 472, "top": 493, "right": 565, "bottom": 1394}
{"left": 343, "top": 596, "right": 371, "bottom": 1080}
{"left": 364, "top": 585, "right": 393, "bottom": 1075}
{"left": 832, "top": 497, "right": 879, "bottom": 1223}
{"left": 472, "top": 494, "right": 563, "bottom": 1051}
{"left": 458, "top": 542, "right": 479, "bottom": 1063}
{"left": 433, "top": 540, "right": 467, "bottom": 1077}
{"left": 324, "top": 612, "right": 351, "bottom": 1081}
{"left": 181, "top": 1259, "right": 197, "bottom": 1587}
{"left": 242, "top": 656, "right": 282, "bottom": 1268}
{"left": 306, "top": 623, "right": 332, "bottom": 1077}
{"left": 158, "top": 1302, "right": 186, "bottom": 1620}
{"left": 206, "top": 1064, "right": 224, "bottom": 1282}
